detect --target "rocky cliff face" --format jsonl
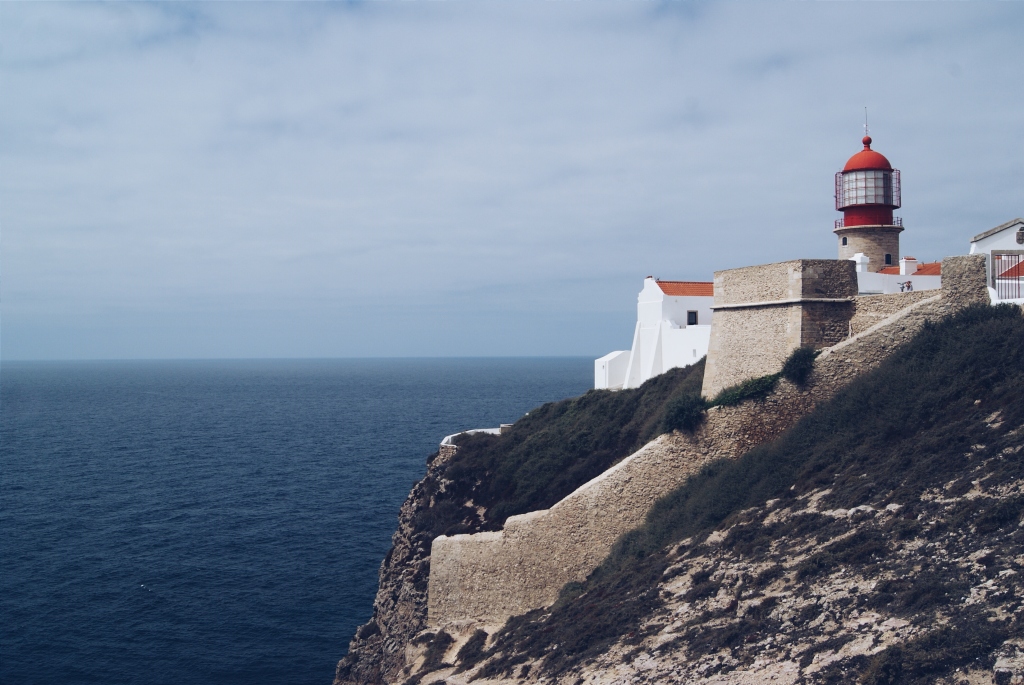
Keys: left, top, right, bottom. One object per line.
{"left": 333, "top": 288, "right": 1021, "bottom": 685}
{"left": 456, "top": 434, "right": 1024, "bottom": 684}
{"left": 333, "top": 446, "right": 465, "bottom": 685}
{"left": 389, "top": 303, "right": 1024, "bottom": 685}
{"left": 343, "top": 407, "right": 1024, "bottom": 685}
{"left": 335, "top": 364, "right": 707, "bottom": 685}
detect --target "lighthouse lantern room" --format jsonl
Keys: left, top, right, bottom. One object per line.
{"left": 834, "top": 135, "right": 904, "bottom": 271}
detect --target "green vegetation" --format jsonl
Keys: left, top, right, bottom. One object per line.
{"left": 659, "top": 392, "right": 707, "bottom": 433}
{"left": 780, "top": 345, "right": 818, "bottom": 386}
{"left": 654, "top": 344, "right": 822, "bottom": 440}
{"left": 477, "top": 304, "right": 1024, "bottom": 678}
{"left": 412, "top": 359, "right": 706, "bottom": 537}
{"left": 708, "top": 372, "right": 780, "bottom": 407}
{"left": 419, "top": 344, "right": 837, "bottom": 543}
{"left": 706, "top": 345, "right": 819, "bottom": 409}
{"left": 659, "top": 345, "right": 823, "bottom": 433}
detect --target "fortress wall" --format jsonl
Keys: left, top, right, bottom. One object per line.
{"left": 429, "top": 374, "right": 846, "bottom": 629}
{"left": 427, "top": 396, "right": 825, "bottom": 629}
{"left": 849, "top": 290, "right": 937, "bottom": 336}
{"left": 702, "top": 259, "right": 857, "bottom": 399}
{"left": 846, "top": 256, "right": 987, "bottom": 336}
{"left": 708, "top": 258, "right": 856, "bottom": 305}
{"left": 800, "top": 300, "right": 856, "bottom": 347}
{"left": 703, "top": 305, "right": 799, "bottom": 400}
{"left": 796, "top": 259, "right": 861, "bottom": 299}
{"left": 426, "top": 255, "right": 988, "bottom": 633}
{"left": 712, "top": 261, "right": 800, "bottom": 304}
{"left": 427, "top": 436, "right": 717, "bottom": 627}
{"left": 942, "top": 254, "right": 990, "bottom": 305}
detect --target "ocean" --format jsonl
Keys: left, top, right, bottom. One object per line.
{"left": 0, "top": 358, "right": 592, "bottom": 685}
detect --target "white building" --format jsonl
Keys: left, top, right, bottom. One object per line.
{"left": 850, "top": 253, "right": 942, "bottom": 295}
{"left": 969, "top": 218, "right": 1024, "bottom": 304}
{"left": 595, "top": 278, "right": 713, "bottom": 390}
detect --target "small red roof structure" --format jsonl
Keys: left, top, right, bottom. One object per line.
{"left": 843, "top": 136, "right": 893, "bottom": 171}
{"left": 656, "top": 280, "right": 714, "bottom": 297}
{"left": 877, "top": 262, "right": 941, "bottom": 276}
{"left": 998, "top": 261, "right": 1024, "bottom": 279}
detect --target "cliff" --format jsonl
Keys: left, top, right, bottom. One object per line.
{"left": 336, "top": 258, "right": 1024, "bottom": 685}
{"left": 335, "top": 359, "right": 707, "bottom": 684}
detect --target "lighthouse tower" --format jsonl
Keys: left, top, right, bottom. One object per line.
{"left": 834, "top": 136, "right": 903, "bottom": 271}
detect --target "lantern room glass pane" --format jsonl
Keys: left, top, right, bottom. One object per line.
{"left": 840, "top": 170, "right": 893, "bottom": 206}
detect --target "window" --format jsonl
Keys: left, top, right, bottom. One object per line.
{"left": 837, "top": 169, "right": 901, "bottom": 209}
{"left": 885, "top": 254, "right": 893, "bottom": 265}
{"left": 841, "top": 170, "right": 894, "bottom": 206}
{"left": 687, "top": 311, "right": 698, "bottom": 326}
{"left": 842, "top": 237, "right": 848, "bottom": 246}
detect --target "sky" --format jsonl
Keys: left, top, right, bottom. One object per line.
{"left": 2, "top": 2, "right": 1022, "bottom": 360}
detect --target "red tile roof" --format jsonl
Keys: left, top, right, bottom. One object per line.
{"left": 877, "top": 262, "right": 941, "bottom": 276}
{"left": 998, "top": 262, "right": 1024, "bottom": 279}
{"left": 656, "top": 280, "right": 714, "bottom": 297}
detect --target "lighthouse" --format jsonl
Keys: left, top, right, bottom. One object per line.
{"left": 834, "top": 135, "right": 903, "bottom": 271}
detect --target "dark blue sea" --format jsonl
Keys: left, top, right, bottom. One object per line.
{"left": 1, "top": 358, "right": 591, "bottom": 685}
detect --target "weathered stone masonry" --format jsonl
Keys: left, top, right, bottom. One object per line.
{"left": 848, "top": 289, "right": 935, "bottom": 335}
{"left": 425, "top": 256, "right": 989, "bottom": 636}
{"left": 701, "top": 260, "right": 857, "bottom": 400}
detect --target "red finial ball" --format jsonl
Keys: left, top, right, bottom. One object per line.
{"left": 862, "top": 135, "right": 872, "bottom": 149}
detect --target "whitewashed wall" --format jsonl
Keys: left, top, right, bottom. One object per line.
{"left": 855, "top": 271, "right": 941, "bottom": 295}
{"left": 594, "top": 350, "right": 630, "bottom": 390}
{"left": 596, "top": 277, "right": 713, "bottom": 390}
{"left": 969, "top": 219, "right": 1024, "bottom": 304}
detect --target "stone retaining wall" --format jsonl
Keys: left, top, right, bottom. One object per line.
{"left": 849, "top": 290, "right": 936, "bottom": 336}
{"left": 426, "top": 255, "right": 988, "bottom": 632}
{"left": 942, "top": 254, "right": 990, "bottom": 306}
{"left": 428, "top": 435, "right": 714, "bottom": 628}
{"left": 710, "top": 259, "right": 857, "bottom": 306}
{"left": 701, "top": 260, "right": 857, "bottom": 399}
{"left": 702, "top": 305, "right": 797, "bottom": 401}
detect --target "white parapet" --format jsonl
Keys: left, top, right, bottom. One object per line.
{"left": 594, "top": 350, "right": 630, "bottom": 390}
{"left": 855, "top": 270, "right": 941, "bottom": 295}
{"left": 439, "top": 427, "right": 501, "bottom": 447}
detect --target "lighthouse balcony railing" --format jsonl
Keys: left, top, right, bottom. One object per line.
{"left": 835, "top": 216, "right": 902, "bottom": 229}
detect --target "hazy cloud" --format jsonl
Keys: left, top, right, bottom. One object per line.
{"left": 2, "top": 2, "right": 1022, "bottom": 359}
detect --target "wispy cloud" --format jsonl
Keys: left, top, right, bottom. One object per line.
{"left": 2, "top": 2, "right": 1022, "bottom": 359}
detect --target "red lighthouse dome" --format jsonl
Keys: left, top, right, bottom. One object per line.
{"left": 843, "top": 136, "right": 892, "bottom": 172}
{"left": 835, "top": 135, "right": 901, "bottom": 227}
